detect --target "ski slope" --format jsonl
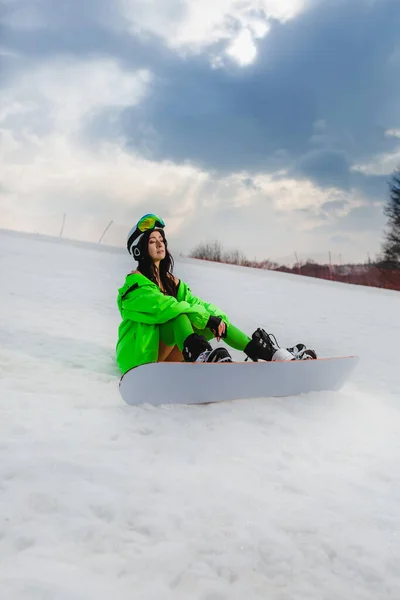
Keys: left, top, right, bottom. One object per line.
{"left": 0, "top": 229, "right": 399, "bottom": 600}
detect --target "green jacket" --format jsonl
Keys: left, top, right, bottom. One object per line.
{"left": 116, "top": 272, "right": 228, "bottom": 374}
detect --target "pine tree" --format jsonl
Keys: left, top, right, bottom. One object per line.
{"left": 381, "top": 168, "right": 400, "bottom": 267}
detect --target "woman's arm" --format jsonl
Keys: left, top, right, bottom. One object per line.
{"left": 121, "top": 276, "right": 210, "bottom": 329}
{"left": 176, "top": 280, "right": 229, "bottom": 323}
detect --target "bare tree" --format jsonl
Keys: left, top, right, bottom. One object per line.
{"left": 190, "top": 241, "right": 222, "bottom": 262}
{"left": 223, "top": 249, "right": 246, "bottom": 265}
{"left": 381, "top": 167, "right": 400, "bottom": 267}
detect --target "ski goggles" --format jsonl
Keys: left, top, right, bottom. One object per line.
{"left": 127, "top": 213, "right": 165, "bottom": 254}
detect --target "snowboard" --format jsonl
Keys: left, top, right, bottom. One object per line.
{"left": 119, "top": 356, "right": 359, "bottom": 406}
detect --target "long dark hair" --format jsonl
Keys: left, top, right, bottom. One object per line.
{"left": 136, "top": 229, "right": 177, "bottom": 297}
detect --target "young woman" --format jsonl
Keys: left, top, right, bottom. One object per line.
{"left": 116, "top": 214, "right": 316, "bottom": 375}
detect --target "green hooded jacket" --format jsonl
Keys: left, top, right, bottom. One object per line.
{"left": 116, "top": 272, "right": 229, "bottom": 374}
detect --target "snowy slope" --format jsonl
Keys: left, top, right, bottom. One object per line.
{"left": 0, "top": 229, "right": 399, "bottom": 600}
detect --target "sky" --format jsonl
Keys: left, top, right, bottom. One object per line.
{"left": 1, "top": 0, "right": 400, "bottom": 264}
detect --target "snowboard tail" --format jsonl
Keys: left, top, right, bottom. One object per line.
{"left": 119, "top": 356, "right": 359, "bottom": 406}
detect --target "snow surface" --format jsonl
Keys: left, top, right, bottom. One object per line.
{"left": 0, "top": 229, "right": 399, "bottom": 600}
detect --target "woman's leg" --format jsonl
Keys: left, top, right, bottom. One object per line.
{"left": 157, "top": 340, "right": 176, "bottom": 362}
{"left": 158, "top": 315, "right": 251, "bottom": 362}
{"left": 194, "top": 322, "right": 250, "bottom": 351}
{"left": 193, "top": 322, "right": 250, "bottom": 356}
{"left": 164, "top": 345, "right": 184, "bottom": 362}
{"left": 223, "top": 324, "right": 251, "bottom": 351}
{"left": 157, "top": 341, "right": 183, "bottom": 362}
{"left": 158, "top": 314, "right": 194, "bottom": 362}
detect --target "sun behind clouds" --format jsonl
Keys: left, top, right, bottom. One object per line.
{"left": 119, "top": 0, "right": 307, "bottom": 65}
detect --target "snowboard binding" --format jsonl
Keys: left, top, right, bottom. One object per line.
{"left": 183, "top": 333, "right": 233, "bottom": 363}
{"left": 287, "top": 343, "right": 317, "bottom": 360}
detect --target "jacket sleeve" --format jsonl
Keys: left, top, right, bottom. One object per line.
{"left": 122, "top": 281, "right": 210, "bottom": 329}
{"left": 177, "top": 280, "right": 229, "bottom": 323}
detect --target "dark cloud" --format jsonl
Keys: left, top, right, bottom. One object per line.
{"left": 0, "top": 0, "right": 169, "bottom": 87}
{"left": 293, "top": 150, "right": 351, "bottom": 189}
{"left": 116, "top": 0, "right": 400, "bottom": 186}
{"left": 291, "top": 151, "right": 393, "bottom": 201}
{"left": 1, "top": 0, "right": 400, "bottom": 205}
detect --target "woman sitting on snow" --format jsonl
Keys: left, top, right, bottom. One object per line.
{"left": 116, "top": 214, "right": 316, "bottom": 374}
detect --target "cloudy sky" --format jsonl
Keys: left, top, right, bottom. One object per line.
{"left": 1, "top": 0, "right": 400, "bottom": 264}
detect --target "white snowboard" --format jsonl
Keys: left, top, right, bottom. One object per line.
{"left": 119, "top": 356, "right": 359, "bottom": 406}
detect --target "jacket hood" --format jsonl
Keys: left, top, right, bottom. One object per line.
{"left": 117, "top": 272, "right": 155, "bottom": 314}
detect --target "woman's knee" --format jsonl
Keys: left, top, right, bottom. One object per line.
{"left": 171, "top": 314, "right": 192, "bottom": 327}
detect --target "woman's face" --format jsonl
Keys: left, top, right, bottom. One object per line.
{"left": 148, "top": 230, "right": 166, "bottom": 263}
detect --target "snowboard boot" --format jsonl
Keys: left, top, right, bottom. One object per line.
{"left": 287, "top": 343, "right": 317, "bottom": 360}
{"left": 183, "top": 333, "right": 233, "bottom": 363}
{"left": 244, "top": 328, "right": 294, "bottom": 362}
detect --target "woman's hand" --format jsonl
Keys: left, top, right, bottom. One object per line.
{"left": 206, "top": 316, "right": 227, "bottom": 341}
{"left": 216, "top": 320, "right": 226, "bottom": 342}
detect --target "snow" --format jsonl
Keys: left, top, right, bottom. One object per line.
{"left": 0, "top": 228, "right": 399, "bottom": 600}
